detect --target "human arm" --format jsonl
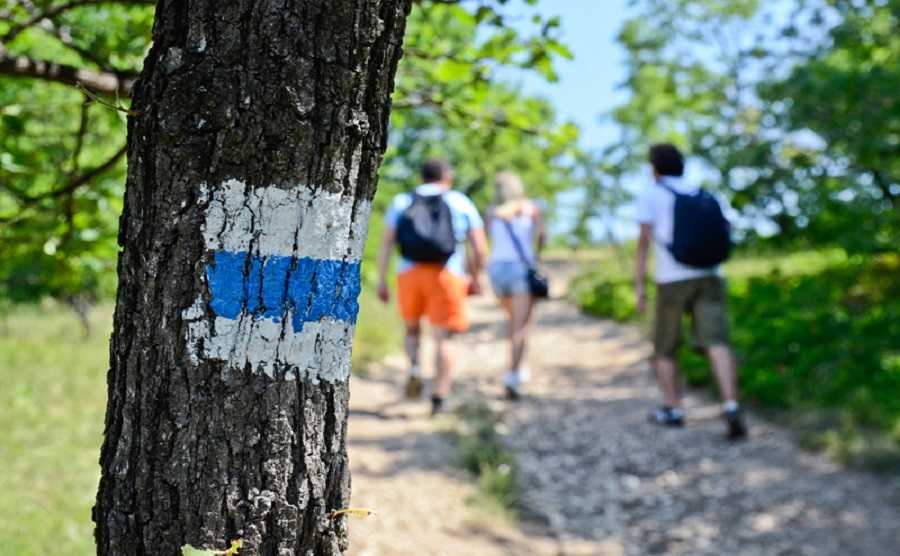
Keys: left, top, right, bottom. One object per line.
{"left": 467, "top": 226, "right": 488, "bottom": 295}
{"left": 376, "top": 225, "right": 396, "bottom": 303}
{"left": 635, "top": 223, "right": 652, "bottom": 313}
{"left": 532, "top": 202, "right": 547, "bottom": 261}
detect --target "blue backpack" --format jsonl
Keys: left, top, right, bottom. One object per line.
{"left": 657, "top": 181, "right": 731, "bottom": 268}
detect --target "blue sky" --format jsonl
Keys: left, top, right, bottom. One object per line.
{"left": 501, "top": 0, "right": 637, "bottom": 239}
{"left": 507, "top": 0, "right": 632, "bottom": 151}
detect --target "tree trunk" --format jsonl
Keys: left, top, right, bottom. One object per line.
{"left": 93, "top": 1, "right": 411, "bottom": 554}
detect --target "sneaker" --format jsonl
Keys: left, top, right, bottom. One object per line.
{"left": 502, "top": 370, "right": 524, "bottom": 401}
{"left": 404, "top": 375, "right": 423, "bottom": 400}
{"left": 649, "top": 406, "right": 685, "bottom": 428}
{"left": 505, "top": 385, "right": 521, "bottom": 401}
{"left": 723, "top": 407, "right": 748, "bottom": 440}
{"left": 430, "top": 395, "right": 445, "bottom": 416}
{"left": 516, "top": 367, "right": 532, "bottom": 384}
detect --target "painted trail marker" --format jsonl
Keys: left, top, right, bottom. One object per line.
{"left": 183, "top": 180, "right": 370, "bottom": 382}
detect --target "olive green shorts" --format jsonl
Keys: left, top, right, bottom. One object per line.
{"left": 654, "top": 276, "right": 730, "bottom": 358}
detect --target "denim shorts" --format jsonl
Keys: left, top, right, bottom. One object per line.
{"left": 488, "top": 261, "right": 530, "bottom": 297}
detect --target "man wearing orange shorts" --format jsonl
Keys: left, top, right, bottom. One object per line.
{"left": 377, "top": 159, "right": 488, "bottom": 415}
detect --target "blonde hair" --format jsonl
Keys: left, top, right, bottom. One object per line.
{"left": 493, "top": 171, "right": 526, "bottom": 206}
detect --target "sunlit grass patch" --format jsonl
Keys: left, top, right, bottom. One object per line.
{"left": 351, "top": 289, "right": 401, "bottom": 374}
{"left": 0, "top": 302, "right": 111, "bottom": 555}
{"left": 0, "top": 288, "right": 398, "bottom": 553}
{"left": 450, "top": 402, "right": 520, "bottom": 520}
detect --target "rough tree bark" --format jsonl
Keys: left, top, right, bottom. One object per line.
{"left": 93, "top": 1, "right": 411, "bottom": 554}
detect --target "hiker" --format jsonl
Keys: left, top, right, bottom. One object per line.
{"left": 377, "top": 158, "right": 488, "bottom": 415}
{"left": 635, "top": 144, "right": 747, "bottom": 439}
{"left": 486, "top": 171, "right": 547, "bottom": 400}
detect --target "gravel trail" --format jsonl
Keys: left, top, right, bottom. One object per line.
{"left": 347, "top": 267, "right": 900, "bottom": 555}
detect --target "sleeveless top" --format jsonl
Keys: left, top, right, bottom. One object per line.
{"left": 489, "top": 203, "right": 536, "bottom": 264}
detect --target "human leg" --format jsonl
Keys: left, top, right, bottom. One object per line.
{"left": 432, "top": 326, "right": 456, "bottom": 398}
{"left": 404, "top": 320, "right": 421, "bottom": 370}
{"left": 496, "top": 295, "right": 514, "bottom": 365}
{"left": 498, "top": 296, "right": 513, "bottom": 317}
{"left": 404, "top": 320, "right": 424, "bottom": 399}
{"left": 694, "top": 277, "right": 746, "bottom": 439}
{"left": 653, "top": 281, "right": 686, "bottom": 410}
{"left": 397, "top": 268, "right": 427, "bottom": 399}
{"left": 509, "top": 293, "right": 534, "bottom": 372}
{"left": 693, "top": 277, "right": 739, "bottom": 404}
{"left": 489, "top": 262, "right": 535, "bottom": 399}
{"left": 708, "top": 344, "right": 738, "bottom": 404}
{"left": 424, "top": 267, "right": 469, "bottom": 413}
{"left": 654, "top": 356, "right": 683, "bottom": 409}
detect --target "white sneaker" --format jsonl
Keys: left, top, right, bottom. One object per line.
{"left": 517, "top": 367, "right": 532, "bottom": 384}
{"left": 503, "top": 369, "right": 531, "bottom": 401}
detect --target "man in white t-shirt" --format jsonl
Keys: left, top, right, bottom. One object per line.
{"left": 635, "top": 144, "right": 747, "bottom": 440}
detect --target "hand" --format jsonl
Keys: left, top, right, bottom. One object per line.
{"left": 635, "top": 285, "right": 647, "bottom": 314}
{"left": 377, "top": 280, "right": 390, "bottom": 304}
{"left": 467, "top": 277, "right": 483, "bottom": 296}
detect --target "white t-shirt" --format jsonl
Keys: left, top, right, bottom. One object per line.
{"left": 635, "top": 176, "right": 720, "bottom": 284}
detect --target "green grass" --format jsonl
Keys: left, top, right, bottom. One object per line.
{"left": 0, "top": 288, "right": 400, "bottom": 553}
{"left": 0, "top": 302, "right": 111, "bottom": 555}
{"left": 351, "top": 290, "right": 401, "bottom": 373}
{"left": 450, "top": 402, "right": 520, "bottom": 519}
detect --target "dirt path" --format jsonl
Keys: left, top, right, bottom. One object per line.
{"left": 346, "top": 267, "right": 900, "bottom": 555}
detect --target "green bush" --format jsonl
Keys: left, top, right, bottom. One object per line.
{"left": 571, "top": 277, "right": 641, "bottom": 322}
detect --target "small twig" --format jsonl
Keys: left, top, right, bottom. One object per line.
{"left": 77, "top": 82, "right": 140, "bottom": 116}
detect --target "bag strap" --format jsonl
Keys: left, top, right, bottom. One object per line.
{"left": 657, "top": 179, "right": 708, "bottom": 199}
{"left": 656, "top": 179, "right": 679, "bottom": 196}
{"left": 501, "top": 218, "right": 533, "bottom": 268}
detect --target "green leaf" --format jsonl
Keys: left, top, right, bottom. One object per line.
{"left": 181, "top": 546, "right": 221, "bottom": 556}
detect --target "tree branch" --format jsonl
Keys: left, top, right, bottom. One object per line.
{"left": 2, "top": 0, "right": 156, "bottom": 44}
{"left": 0, "top": 50, "right": 136, "bottom": 95}
{"left": 0, "top": 143, "right": 127, "bottom": 220}
{"left": 36, "top": 143, "right": 127, "bottom": 202}
{"left": 69, "top": 99, "right": 90, "bottom": 174}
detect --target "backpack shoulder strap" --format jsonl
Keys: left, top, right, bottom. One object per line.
{"left": 501, "top": 218, "right": 533, "bottom": 267}
{"left": 656, "top": 180, "right": 680, "bottom": 196}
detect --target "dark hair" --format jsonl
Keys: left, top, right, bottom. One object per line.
{"left": 648, "top": 144, "right": 685, "bottom": 177}
{"left": 421, "top": 158, "right": 452, "bottom": 183}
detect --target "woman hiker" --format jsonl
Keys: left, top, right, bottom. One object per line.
{"left": 485, "top": 171, "right": 546, "bottom": 399}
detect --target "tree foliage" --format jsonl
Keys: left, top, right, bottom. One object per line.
{"left": 611, "top": 0, "right": 898, "bottom": 252}
{"left": 0, "top": 0, "right": 580, "bottom": 302}
{"left": 0, "top": 1, "right": 152, "bottom": 302}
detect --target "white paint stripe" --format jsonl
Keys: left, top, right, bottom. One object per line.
{"left": 201, "top": 179, "right": 370, "bottom": 262}
{"left": 183, "top": 180, "right": 371, "bottom": 383}
{"left": 184, "top": 302, "right": 353, "bottom": 382}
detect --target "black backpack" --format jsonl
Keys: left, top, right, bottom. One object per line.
{"left": 396, "top": 193, "right": 456, "bottom": 263}
{"left": 658, "top": 181, "right": 731, "bottom": 268}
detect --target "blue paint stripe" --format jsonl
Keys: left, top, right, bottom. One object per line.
{"left": 206, "top": 250, "right": 361, "bottom": 332}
